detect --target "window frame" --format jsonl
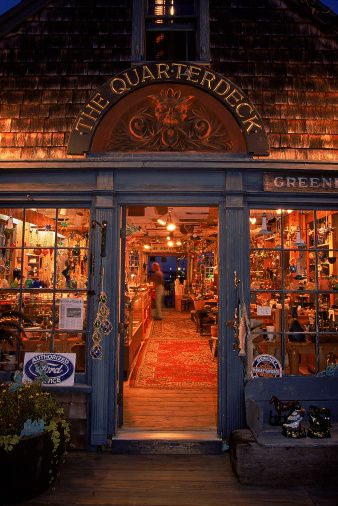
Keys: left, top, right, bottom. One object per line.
{"left": 132, "top": 0, "right": 210, "bottom": 63}
{"left": 0, "top": 206, "right": 91, "bottom": 374}
{"left": 249, "top": 207, "right": 338, "bottom": 376}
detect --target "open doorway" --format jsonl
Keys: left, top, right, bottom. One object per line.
{"left": 120, "top": 206, "right": 219, "bottom": 433}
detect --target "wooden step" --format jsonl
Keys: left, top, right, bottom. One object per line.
{"left": 111, "top": 430, "right": 226, "bottom": 455}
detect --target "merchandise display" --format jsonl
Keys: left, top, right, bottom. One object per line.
{"left": 0, "top": 207, "right": 89, "bottom": 372}
{"left": 123, "top": 206, "right": 219, "bottom": 377}
{"left": 250, "top": 209, "right": 338, "bottom": 375}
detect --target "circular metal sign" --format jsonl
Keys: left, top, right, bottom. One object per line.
{"left": 252, "top": 354, "right": 282, "bottom": 378}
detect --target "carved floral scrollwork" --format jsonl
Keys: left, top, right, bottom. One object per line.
{"left": 107, "top": 87, "right": 233, "bottom": 152}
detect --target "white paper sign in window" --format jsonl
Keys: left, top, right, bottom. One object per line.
{"left": 59, "top": 298, "right": 84, "bottom": 330}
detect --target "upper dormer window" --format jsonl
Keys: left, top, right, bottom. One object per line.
{"left": 146, "top": 0, "right": 196, "bottom": 60}
{"left": 132, "top": 0, "right": 209, "bottom": 63}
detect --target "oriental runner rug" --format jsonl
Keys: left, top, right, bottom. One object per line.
{"left": 129, "top": 310, "right": 217, "bottom": 389}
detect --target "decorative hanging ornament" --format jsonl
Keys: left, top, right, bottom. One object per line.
{"left": 90, "top": 291, "right": 113, "bottom": 360}
{"left": 5, "top": 217, "right": 13, "bottom": 230}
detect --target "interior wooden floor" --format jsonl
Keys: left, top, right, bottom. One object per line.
{"left": 123, "top": 385, "right": 217, "bottom": 431}
{"left": 123, "top": 310, "right": 218, "bottom": 433}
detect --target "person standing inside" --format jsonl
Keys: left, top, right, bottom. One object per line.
{"left": 151, "top": 262, "right": 164, "bottom": 320}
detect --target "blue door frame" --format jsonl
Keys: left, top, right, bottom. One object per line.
{"left": 106, "top": 187, "right": 247, "bottom": 440}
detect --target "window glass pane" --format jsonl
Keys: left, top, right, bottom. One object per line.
{"left": 56, "top": 249, "right": 88, "bottom": 289}
{"left": 0, "top": 208, "right": 24, "bottom": 248}
{"left": 147, "top": 0, "right": 195, "bottom": 17}
{"left": 54, "top": 331, "right": 86, "bottom": 372}
{"left": 146, "top": 31, "right": 195, "bottom": 60}
{"left": 319, "top": 336, "right": 338, "bottom": 373}
{"left": 22, "top": 248, "right": 53, "bottom": 289}
{"left": 250, "top": 208, "right": 338, "bottom": 376}
{"left": 22, "top": 331, "right": 52, "bottom": 354}
{"left": 24, "top": 208, "right": 57, "bottom": 248}
{"left": 0, "top": 207, "right": 90, "bottom": 373}
{"left": 250, "top": 250, "right": 281, "bottom": 290}
{"left": 23, "top": 292, "right": 53, "bottom": 325}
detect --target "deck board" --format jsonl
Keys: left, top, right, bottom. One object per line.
{"left": 14, "top": 452, "right": 338, "bottom": 506}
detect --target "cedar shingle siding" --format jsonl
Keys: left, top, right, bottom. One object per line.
{"left": 0, "top": 0, "right": 336, "bottom": 160}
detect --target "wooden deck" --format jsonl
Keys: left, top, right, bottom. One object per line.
{"left": 13, "top": 451, "right": 338, "bottom": 506}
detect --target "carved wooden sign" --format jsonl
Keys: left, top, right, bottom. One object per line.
{"left": 264, "top": 174, "right": 338, "bottom": 192}
{"left": 67, "top": 63, "right": 269, "bottom": 155}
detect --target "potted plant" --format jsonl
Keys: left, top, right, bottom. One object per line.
{"left": 0, "top": 377, "right": 70, "bottom": 503}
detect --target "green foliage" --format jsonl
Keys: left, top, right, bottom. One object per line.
{"left": 0, "top": 380, "right": 70, "bottom": 454}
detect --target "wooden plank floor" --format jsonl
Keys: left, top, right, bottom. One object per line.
{"left": 123, "top": 310, "right": 218, "bottom": 432}
{"left": 13, "top": 451, "right": 338, "bottom": 506}
{"left": 123, "top": 385, "right": 217, "bottom": 430}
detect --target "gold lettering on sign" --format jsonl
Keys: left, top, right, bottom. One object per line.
{"left": 142, "top": 65, "right": 156, "bottom": 82}
{"left": 171, "top": 63, "right": 188, "bottom": 79}
{"left": 213, "top": 78, "right": 231, "bottom": 96}
{"left": 124, "top": 68, "right": 140, "bottom": 87}
{"left": 186, "top": 65, "right": 201, "bottom": 83}
{"left": 225, "top": 89, "right": 244, "bottom": 108}
{"left": 110, "top": 77, "right": 130, "bottom": 95}
{"left": 102, "top": 63, "right": 265, "bottom": 135}
{"left": 156, "top": 63, "right": 170, "bottom": 79}
{"left": 236, "top": 102, "right": 253, "bottom": 117}
{"left": 242, "top": 115, "right": 262, "bottom": 134}
{"left": 200, "top": 70, "right": 216, "bottom": 89}
{"left": 75, "top": 92, "right": 110, "bottom": 133}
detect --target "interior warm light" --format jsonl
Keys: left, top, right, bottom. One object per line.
{"left": 143, "top": 244, "right": 151, "bottom": 250}
{"left": 276, "top": 209, "right": 282, "bottom": 215}
{"left": 167, "top": 240, "right": 174, "bottom": 247}
{"left": 287, "top": 210, "right": 293, "bottom": 214}
{"left": 176, "top": 240, "right": 182, "bottom": 246}
{"left": 249, "top": 217, "right": 257, "bottom": 225}
{"left": 166, "top": 222, "right": 176, "bottom": 231}
{"left": 157, "top": 218, "right": 166, "bottom": 226}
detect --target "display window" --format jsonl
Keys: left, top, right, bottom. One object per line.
{"left": 250, "top": 209, "right": 338, "bottom": 375}
{"left": 0, "top": 207, "right": 90, "bottom": 373}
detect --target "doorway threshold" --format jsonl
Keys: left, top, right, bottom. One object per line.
{"left": 111, "top": 429, "right": 225, "bottom": 454}
{"left": 114, "top": 429, "right": 219, "bottom": 440}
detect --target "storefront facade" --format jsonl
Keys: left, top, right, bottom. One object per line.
{"left": 0, "top": 1, "right": 337, "bottom": 447}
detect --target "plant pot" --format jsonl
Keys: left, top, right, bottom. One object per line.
{"left": 0, "top": 430, "right": 65, "bottom": 504}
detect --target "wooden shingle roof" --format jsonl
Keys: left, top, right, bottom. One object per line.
{"left": 0, "top": 0, "right": 336, "bottom": 161}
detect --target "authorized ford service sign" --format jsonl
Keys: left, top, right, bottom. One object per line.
{"left": 23, "top": 352, "right": 76, "bottom": 386}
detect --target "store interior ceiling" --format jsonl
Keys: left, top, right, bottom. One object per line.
{"left": 126, "top": 206, "right": 218, "bottom": 247}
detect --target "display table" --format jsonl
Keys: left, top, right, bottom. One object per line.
{"left": 124, "top": 289, "right": 151, "bottom": 378}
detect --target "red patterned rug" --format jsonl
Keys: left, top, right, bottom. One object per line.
{"left": 129, "top": 310, "right": 217, "bottom": 389}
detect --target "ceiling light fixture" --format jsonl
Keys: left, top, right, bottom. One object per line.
{"left": 157, "top": 208, "right": 176, "bottom": 231}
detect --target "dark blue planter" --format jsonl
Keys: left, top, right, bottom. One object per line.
{"left": 0, "top": 430, "right": 64, "bottom": 504}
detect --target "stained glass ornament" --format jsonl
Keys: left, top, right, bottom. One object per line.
{"left": 90, "top": 290, "right": 112, "bottom": 360}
